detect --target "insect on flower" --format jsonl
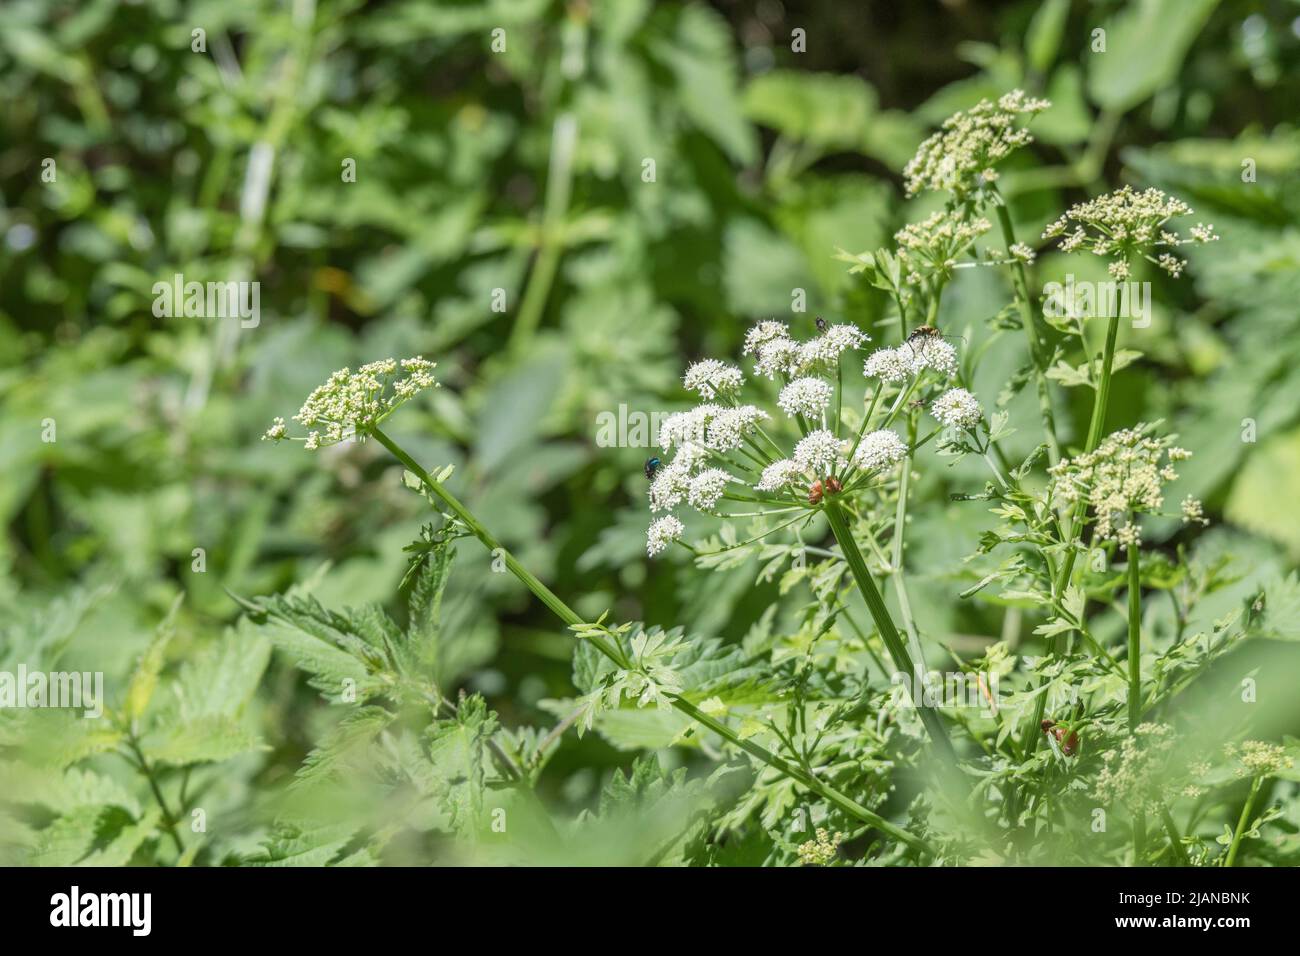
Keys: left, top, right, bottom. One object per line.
{"left": 1041, "top": 719, "right": 1079, "bottom": 757}
{"left": 815, "top": 316, "right": 828, "bottom": 333}
{"left": 807, "top": 476, "right": 842, "bottom": 505}
{"left": 644, "top": 456, "right": 662, "bottom": 480}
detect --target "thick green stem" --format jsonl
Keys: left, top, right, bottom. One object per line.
{"left": 1126, "top": 542, "right": 1142, "bottom": 732}
{"left": 1224, "top": 777, "right": 1263, "bottom": 867}
{"left": 822, "top": 498, "right": 956, "bottom": 764}
{"left": 368, "top": 426, "right": 932, "bottom": 854}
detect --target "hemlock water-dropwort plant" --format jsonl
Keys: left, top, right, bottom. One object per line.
{"left": 255, "top": 90, "right": 1293, "bottom": 868}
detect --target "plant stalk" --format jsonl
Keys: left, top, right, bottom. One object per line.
{"left": 822, "top": 498, "right": 956, "bottom": 765}
{"left": 368, "top": 426, "right": 933, "bottom": 854}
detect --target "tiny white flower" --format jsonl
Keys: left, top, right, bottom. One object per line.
{"left": 682, "top": 359, "right": 745, "bottom": 399}
{"left": 863, "top": 347, "right": 913, "bottom": 383}
{"left": 793, "top": 429, "right": 844, "bottom": 475}
{"left": 852, "top": 429, "right": 907, "bottom": 473}
{"left": 756, "top": 458, "right": 804, "bottom": 492}
{"left": 777, "top": 377, "right": 833, "bottom": 419}
{"left": 263, "top": 417, "right": 287, "bottom": 441}
{"left": 688, "top": 468, "right": 733, "bottom": 511}
{"left": 930, "top": 387, "right": 982, "bottom": 429}
{"left": 646, "top": 515, "right": 685, "bottom": 557}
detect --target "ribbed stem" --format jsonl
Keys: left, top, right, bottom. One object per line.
{"left": 823, "top": 498, "right": 956, "bottom": 765}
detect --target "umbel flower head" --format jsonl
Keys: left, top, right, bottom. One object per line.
{"left": 643, "top": 319, "right": 957, "bottom": 557}
{"left": 1042, "top": 185, "right": 1219, "bottom": 279}
{"left": 894, "top": 212, "right": 992, "bottom": 285}
{"left": 903, "top": 90, "right": 1050, "bottom": 199}
{"left": 1048, "top": 424, "right": 1204, "bottom": 547}
{"left": 263, "top": 357, "right": 438, "bottom": 450}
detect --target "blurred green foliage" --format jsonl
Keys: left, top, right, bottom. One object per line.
{"left": 2, "top": 0, "right": 1300, "bottom": 865}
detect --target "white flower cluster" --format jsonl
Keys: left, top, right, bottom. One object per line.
{"left": 903, "top": 90, "right": 1050, "bottom": 198}
{"left": 682, "top": 359, "right": 744, "bottom": 399}
{"left": 777, "top": 377, "right": 833, "bottom": 418}
{"left": 644, "top": 320, "right": 909, "bottom": 557}
{"left": 929, "top": 387, "right": 982, "bottom": 429}
{"left": 894, "top": 212, "right": 992, "bottom": 284}
{"left": 264, "top": 357, "right": 438, "bottom": 450}
{"left": 851, "top": 429, "right": 908, "bottom": 473}
{"left": 1048, "top": 425, "right": 1202, "bottom": 547}
{"left": 1042, "top": 186, "right": 1218, "bottom": 278}
{"left": 1095, "top": 723, "right": 1180, "bottom": 813}
{"left": 744, "top": 320, "right": 869, "bottom": 378}
{"left": 863, "top": 336, "right": 959, "bottom": 382}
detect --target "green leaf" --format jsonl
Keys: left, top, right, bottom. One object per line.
{"left": 123, "top": 594, "right": 183, "bottom": 724}
{"left": 1087, "top": 0, "right": 1220, "bottom": 112}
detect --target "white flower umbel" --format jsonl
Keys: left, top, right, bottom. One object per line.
{"left": 682, "top": 359, "right": 745, "bottom": 400}
{"left": 648, "top": 459, "right": 692, "bottom": 512}
{"left": 687, "top": 468, "right": 733, "bottom": 511}
{"left": 863, "top": 347, "right": 913, "bottom": 383}
{"left": 852, "top": 429, "right": 907, "bottom": 473}
{"left": 903, "top": 90, "right": 1050, "bottom": 199}
{"left": 753, "top": 336, "right": 802, "bottom": 379}
{"left": 906, "top": 336, "right": 959, "bottom": 378}
{"left": 794, "top": 429, "right": 844, "bottom": 475}
{"left": 705, "top": 404, "right": 769, "bottom": 452}
{"left": 930, "top": 387, "right": 982, "bottom": 429}
{"left": 742, "top": 320, "right": 790, "bottom": 356}
{"left": 798, "top": 323, "right": 869, "bottom": 368}
{"left": 1049, "top": 425, "right": 1202, "bottom": 544}
{"left": 778, "top": 377, "right": 833, "bottom": 419}
{"left": 756, "top": 458, "right": 803, "bottom": 493}
{"left": 646, "top": 515, "right": 684, "bottom": 557}
{"left": 1042, "top": 186, "right": 1218, "bottom": 275}
{"left": 265, "top": 357, "right": 438, "bottom": 449}
{"left": 659, "top": 404, "right": 719, "bottom": 452}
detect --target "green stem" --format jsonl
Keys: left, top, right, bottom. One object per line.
{"left": 992, "top": 194, "right": 1060, "bottom": 466}
{"left": 125, "top": 737, "right": 185, "bottom": 856}
{"left": 1224, "top": 777, "right": 1263, "bottom": 867}
{"left": 1160, "top": 804, "right": 1189, "bottom": 866}
{"left": 1019, "top": 308, "right": 1124, "bottom": 760}
{"left": 822, "top": 498, "right": 956, "bottom": 765}
{"left": 1126, "top": 542, "right": 1142, "bottom": 732}
{"left": 368, "top": 426, "right": 932, "bottom": 854}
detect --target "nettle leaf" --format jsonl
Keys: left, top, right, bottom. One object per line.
{"left": 249, "top": 821, "right": 359, "bottom": 867}
{"left": 404, "top": 537, "right": 455, "bottom": 680}
{"left": 293, "top": 706, "right": 396, "bottom": 791}
{"left": 423, "top": 694, "right": 497, "bottom": 835}
{"left": 244, "top": 593, "right": 393, "bottom": 704}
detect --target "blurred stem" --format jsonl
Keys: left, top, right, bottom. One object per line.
{"left": 890, "top": 412, "right": 928, "bottom": 675}
{"left": 822, "top": 499, "right": 955, "bottom": 765}
{"left": 1160, "top": 805, "right": 1189, "bottom": 865}
{"left": 509, "top": 10, "right": 587, "bottom": 358}
{"left": 991, "top": 192, "right": 1060, "bottom": 467}
{"left": 1224, "top": 776, "right": 1263, "bottom": 867}
{"left": 1126, "top": 542, "right": 1142, "bottom": 732}
{"left": 368, "top": 426, "right": 933, "bottom": 854}
{"left": 124, "top": 736, "right": 184, "bottom": 856}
